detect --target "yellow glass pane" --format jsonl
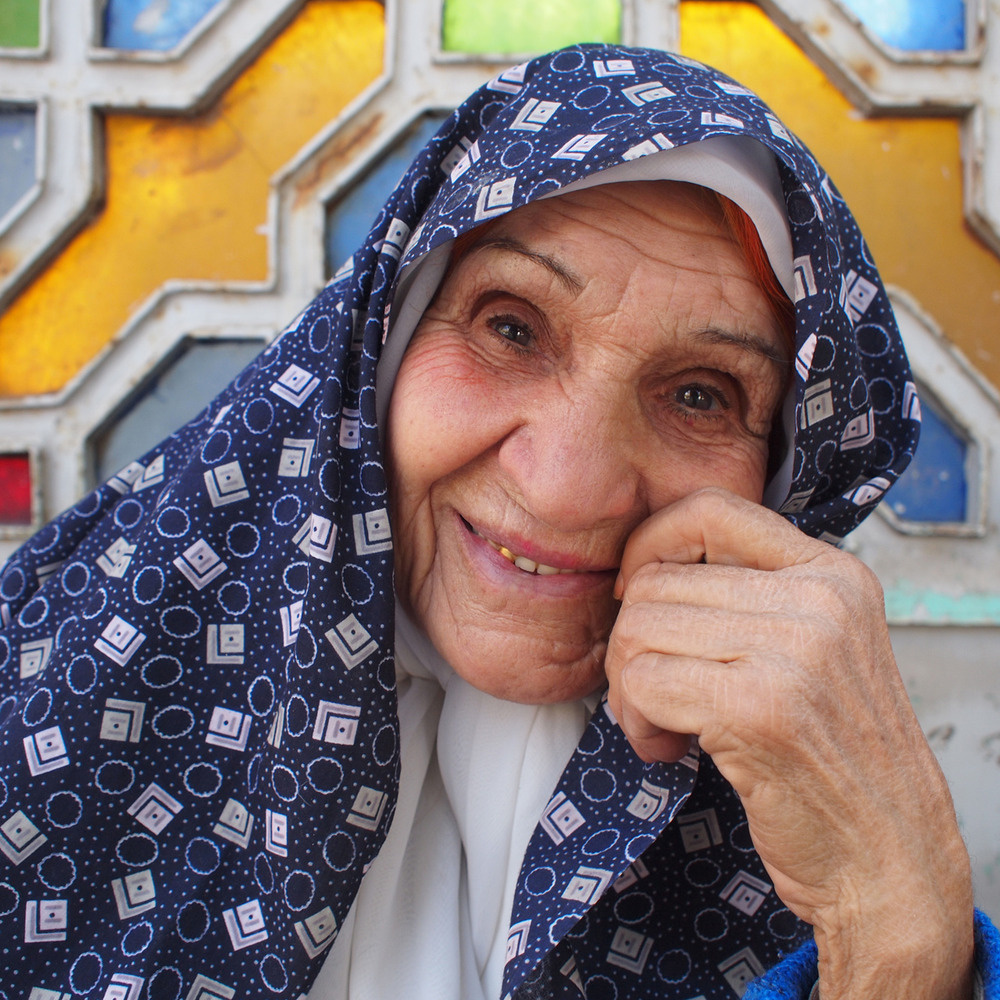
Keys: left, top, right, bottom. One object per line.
{"left": 680, "top": 1, "right": 1000, "bottom": 391}
{"left": 0, "top": 0, "right": 384, "bottom": 398}
{"left": 442, "top": 0, "right": 621, "bottom": 54}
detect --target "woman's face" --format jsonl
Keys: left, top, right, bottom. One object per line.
{"left": 387, "top": 181, "right": 790, "bottom": 704}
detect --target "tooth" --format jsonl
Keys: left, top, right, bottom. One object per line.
{"left": 471, "top": 523, "right": 578, "bottom": 574}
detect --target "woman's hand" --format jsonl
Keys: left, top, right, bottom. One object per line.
{"left": 605, "top": 487, "right": 974, "bottom": 1000}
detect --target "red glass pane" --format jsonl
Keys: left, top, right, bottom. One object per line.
{"left": 0, "top": 452, "right": 32, "bottom": 524}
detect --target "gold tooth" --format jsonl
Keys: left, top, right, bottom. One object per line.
{"left": 477, "top": 526, "right": 578, "bottom": 574}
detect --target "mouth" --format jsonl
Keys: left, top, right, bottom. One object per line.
{"left": 459, "top": 516, "right": 594, "bottom": 576}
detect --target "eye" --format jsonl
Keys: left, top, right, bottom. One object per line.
{"left": 675, "top": 384, "right": 726, "bottom": 412}
{"left": 489, "top": 315, "right": 534, "bottom": 350}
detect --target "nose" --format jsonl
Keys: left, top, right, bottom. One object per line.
{"left": 497, "top": 381, "right": 646, "bottom": 532}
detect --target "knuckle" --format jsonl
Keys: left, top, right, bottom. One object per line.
{"left": 683, "top": 485, "right": 732, "bottom": 520}
{"left": 623, "top": 560, "right": 678, "bottom": 605}
{"left": 794, "top": 572, "right": 840, "bottom": 617}
{"left": 608, "top": 602, "right": 641, "bottom": 659}
{"left": 798, "top": 557, "right": 877, "bottom": 628}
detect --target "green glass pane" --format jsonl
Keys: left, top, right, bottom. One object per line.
{"left": 0, "top": 0, "right": 40, "bottom": 48}
{"left": 442, "top": 0, "right": 621, "bottom": 54}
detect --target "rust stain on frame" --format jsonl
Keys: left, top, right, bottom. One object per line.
{"left": 293, "top": 112, "right": 387, "bottom": 211}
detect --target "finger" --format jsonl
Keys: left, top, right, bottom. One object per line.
{"left": 618, "top": 697, "right": 692, "bottom": 763}
{"left": 617, "top": 487, "right": 834, "bottom": 593}
{"left": 610, "top": 595, "right": 788, "bottom": 666}
{"left": 620, "top": 559, "right": 800, "bottom": 616}
{"left": 610, "top": 646, "right": 806, "bottom": 766}
{"left": 609, "top": 650, "right": 714, "bottom": 738}
{"left": 612, "top": 652, "right": 697, "bottom": 763}
{"left": 611, "top": 651, "right": 727, "bottom": 762}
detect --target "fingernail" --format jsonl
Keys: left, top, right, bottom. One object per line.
{"left": 613, "top": 572, "right": 623, "bottom": 601}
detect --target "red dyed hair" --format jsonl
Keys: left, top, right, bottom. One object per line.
{"left": 714, "top": 192, "right": 796, "bottom": 352}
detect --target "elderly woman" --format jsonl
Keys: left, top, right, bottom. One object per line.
{"left": 0, "top": 44, "right": 995, "bottom": 1000}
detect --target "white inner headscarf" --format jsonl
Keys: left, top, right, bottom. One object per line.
{"left": 309, "top": 136, "right": 793, "bottom": 1000}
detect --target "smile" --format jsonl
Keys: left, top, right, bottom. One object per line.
{"left": 462, "top": 518, "right": 582, "bottom": 576}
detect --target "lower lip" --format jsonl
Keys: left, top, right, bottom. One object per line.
{"left": 453, "top": 511, "right": 615, "bottom": 598}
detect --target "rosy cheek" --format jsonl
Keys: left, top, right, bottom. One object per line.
{"left": 666, "top": 445, "right": 768, "bottom": 508}
{"left": 390, "top": 339, "right": 514, "bottom": 501}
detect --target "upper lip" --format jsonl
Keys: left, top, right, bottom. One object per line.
{"left": 459, "top": 513, "right": 620, "bottom": 573}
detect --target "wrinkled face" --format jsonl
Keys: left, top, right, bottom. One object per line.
{"left": 387, "top": 181, "right": 790, "bottom": 704}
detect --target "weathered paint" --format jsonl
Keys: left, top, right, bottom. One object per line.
{"left": 680, "top": 2, "right": 1000, "bottom": 394}
{"left": 0, "top": 0, "right": 384, "bottom": 398}
{"left": 889, "top": 628, "right": 1000, "bottom": 915}
{"left": 0, "top": 0, "right": 40, "bottom": 49}
{"left": 885, "top": 585, "right": 1000, "bottom": 625}
{"left": 442, "top": 0, "right": 621, "bottom": 53}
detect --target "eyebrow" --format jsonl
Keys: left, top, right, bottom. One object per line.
{"left": 463, "top": 236, "right": 791, "bottom": 368}
{"left": 466, "top": 235, "right": 585, "bottom": 293}
{"left": 694, "top": 328, "right": 790, "bottom": 368}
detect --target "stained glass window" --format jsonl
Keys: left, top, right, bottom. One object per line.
{"left": 0, "top": 453, "right": 32, "bottom": 525}
{"left": 91, "top": 340, "right": 263, "bottom": 483}
{"left": 102, "top": 0, "right": 224, "bottom": 51}
{"left": 325, "top": 114, "right": 447, "bottom": 277}
{"left": 0, "top": 105, "right": 37, "bottom": 225}
{"left": 442, "top": 0, "right": 621, "bottom": 54}
{"left": 887, "top": 391, "right": 969, "bottom": 523}
{"left": 0, "top": 0, "right": 40, "bottom": 49}
{"left": 838, "top": 0, "right": 965, "bottom": 51}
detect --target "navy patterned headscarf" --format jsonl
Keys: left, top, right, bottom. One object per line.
{"left": 0, "top": 45, "right": 918, "bottom": 999}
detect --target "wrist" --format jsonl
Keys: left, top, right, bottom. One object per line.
{"left": 812, "top": 896, "right": 974, "bottom": 1000}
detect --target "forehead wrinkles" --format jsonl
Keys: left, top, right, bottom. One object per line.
{"left": 488, "top": 185, "right": 752, "bottom": 286}
{"left": 436, "top": 182, "right": 787, "bottom": 373}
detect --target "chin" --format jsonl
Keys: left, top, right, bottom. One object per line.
{"left": 426, "top": 623, "right": 610, "bottom": 705}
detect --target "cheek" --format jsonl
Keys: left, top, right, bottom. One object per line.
{"left": 714, "top": 448, "right": 770, "bottom": 505}
{"left": 718, "top": 441, "right": 770, "bottom": 502}
{"left": 387, "top": 335, "right": 509, "bottom": 492}
{"left": 641, "top": 428, "right": 770, "bottom": 512}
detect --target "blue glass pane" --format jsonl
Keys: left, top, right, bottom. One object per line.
{"left": 103, "top": 0, "right": 223, "bottom": 51}
{"left": 93, "top": 339, "right": 263, "bottom": 483}
{"left": 0, "top": 105, "right": 36, "bottom": 221}
{"left": 888, "top": 394, "right": 968, "bottom": 522}
{"left": 838, "top": 0, "right": 965, "bottom": 51}
{"left": 325, "top": 114, "right": 447, "bottom": 276}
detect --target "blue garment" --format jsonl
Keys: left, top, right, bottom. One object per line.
{"left": 0, "top": 42, "right": 982, "bottom": 999}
